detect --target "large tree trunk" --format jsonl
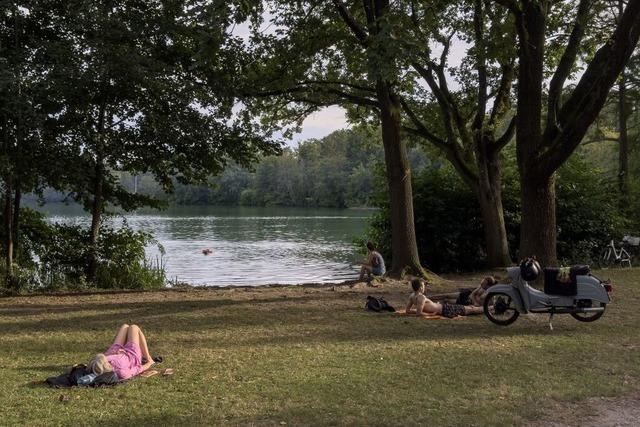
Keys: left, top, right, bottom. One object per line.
{"left": 476, "top": 149, "right": 511, "bottom": 267}
{"left": 86, "top": 160, "right": 103, "bottom": 283}
{"left": 520, "top": 173, "right": 557, "bottom": 265}
{"left": 618, "top": 74, "right": 629, "bottom": 197}
{"left": 515, "top": 2, "right": 556, "bottom": 265}
{"left": 376, "top": 80, "right": 423, "bottom": 277}
{"left": 3, "top": 176, "right": 15, "bottom": 289}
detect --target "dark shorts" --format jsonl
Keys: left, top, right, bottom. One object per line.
{"left": 371, "top": 267, "right": 385, "bottom": 276}
{"left": 455, "top": 289, "right": 473, "bottom": 305}
{"left": 441, "top": 302, "right": 466, "bottom": 318}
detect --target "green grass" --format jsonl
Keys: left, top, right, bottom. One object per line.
{"left": 1, "top": 269, "right": 639, "bottom": 426}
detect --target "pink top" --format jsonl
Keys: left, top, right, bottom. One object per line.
{"left": 105, "top": 342, "right": 143, "bottom": 380}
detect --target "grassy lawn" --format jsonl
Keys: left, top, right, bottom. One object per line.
{"left": 0, "top": 268, "right": 638, "bottom": 426}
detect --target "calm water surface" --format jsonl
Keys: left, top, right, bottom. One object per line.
{"left": 40, "top": 205, "right": 373, "bottom": 286}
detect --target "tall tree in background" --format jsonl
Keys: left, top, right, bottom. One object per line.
{"left": 239, "top": 0, "right": 428, "bottom": 277}
{"left": 0, "top": 1, "right": 65, "bottom": 288}
{"left": 496, "top": 0, "right": 640, "bottom": 264}
{"left": 399, "top": 0, "right": 516, "bottom": 267}
{"left": 610, "top": 1, "right": 640, "bottom": 199}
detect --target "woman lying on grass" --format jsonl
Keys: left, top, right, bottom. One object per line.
{"left": 88, "top": 324, "right": 157, "bottom": 381}
{"left": 406, "top": 279, "right": 484, "bottom": 318}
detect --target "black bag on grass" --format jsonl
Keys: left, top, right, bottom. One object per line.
{"left": 45, "top": 364, "right": 119, "bottom": 388}
{"left": 365, "top": 295, "right": 396, "bottom": 312}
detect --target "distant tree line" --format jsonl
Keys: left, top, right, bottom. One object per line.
{"left": 115, "top": 129, "right": 428, "bottom": 209}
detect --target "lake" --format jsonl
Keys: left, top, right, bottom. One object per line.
{"left": 40, "top": 205, "right": 374, "bottom": 286}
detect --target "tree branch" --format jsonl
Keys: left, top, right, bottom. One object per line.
{"left": 537, "top": 0, "right": 640, "bottom": 177}
{"left": 545, "top": 0, "right": 593, "bottom": 133}
{"left": 489, "top": 61, "right": 515, "bottom": 126}
{"left": 332, "top": 0, "right": 368, "bottom": 46}
{"left": 472, "top": 0, "right": 488, "bottom": 132}
{"left": 398, "top": 97, "right": 447, "bottom": 149}
{"left": 494, "top": 116, "right": 516, "bottom": 151}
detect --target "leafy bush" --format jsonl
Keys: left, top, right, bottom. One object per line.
{"left": 555, "top": 159, "right": 627, "bottom": 265}
{"left": 365, "top": 154, "right": 627, "bottom": 272}
{"left": 35, "top": 221, "right": 165, "bottom": 291}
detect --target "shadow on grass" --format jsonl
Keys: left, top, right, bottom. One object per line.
{"left": 0, "top": 290, "right": 577, "bottom": 354}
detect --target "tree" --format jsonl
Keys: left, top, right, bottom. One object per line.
{"left": 0, "top": 1, "right": 67, "bottom": 288}
{"left": 398, "top": 0, "right": 517, "bottom": 267}
{"left": 495, "top": 0, "right": 640, "bottom": 264}
{"left": 1, "top": 0, "right": 279, "bottom": 286}
{"left": 239, "top": 1, "right": 429, "bottom": 277}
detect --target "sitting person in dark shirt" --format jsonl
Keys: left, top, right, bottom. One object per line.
{"left": 405, "top": 279, "right": 484, "bottom": 318}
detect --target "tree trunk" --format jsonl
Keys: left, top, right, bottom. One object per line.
{"left": 376, "top": 80, "right": 423, "bottom": 277}
{"left": 519, "top": 173, "right": 557, "bottom": 266}
{"left": 3, "top": 176, "right": 15, "bottom": 289}
{"left": 12, "top": 184, "right": 20, "bottom": 261}
{"left": 618, "top": 74, "right": 629, "bottom": 197}
{"left": 476, "top": 149, "right": 511, "bottom": 267}
{"left": 515, "top": 2, "right": 556, "bottom": 265}
{"left": 86, "top": 160, "right": 103, "bottom": 282}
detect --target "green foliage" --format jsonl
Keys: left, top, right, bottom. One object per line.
{"left": 555, "top": 160, "right": 628, "bottom": 265}
{"left": 115, "top": 129, "right": 403, "bottom": 208}
{"left": 35, "top": 222, "right": 165, "bottom": 291}
{"left": 367, "top": 154, "right": 627, "bottom": 272}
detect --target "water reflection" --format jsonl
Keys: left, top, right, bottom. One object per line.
{"left": 40, "top": 205, "right": 373, "bottom": 286}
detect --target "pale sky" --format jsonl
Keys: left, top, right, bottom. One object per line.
{"left": 290, "top": 106, "right": 350, "bottom": 145}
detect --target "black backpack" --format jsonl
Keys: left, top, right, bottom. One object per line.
{"left": 365, "top": 295, "right": 396, "bottom": 312}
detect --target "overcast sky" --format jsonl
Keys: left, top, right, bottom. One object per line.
{"left": 289, "top": 106, "right": 349, "bottom": 145}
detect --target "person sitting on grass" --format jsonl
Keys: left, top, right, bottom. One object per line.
{"left": 359, "top": 241, "right": 386, "bottom": 283}
{"left": 405, "top": 278, "right": 484, "bottom": 318}
{"left": 88, "top": 324, "right": 158, "bottom": 381}
{"left": 428, "top": 276, "right": 498, "bottom": 307}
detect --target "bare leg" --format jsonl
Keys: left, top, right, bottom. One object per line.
{"left": 111, "top": 324, "right": 129, "bottom": 346}
{"left": 464, "top": 305, "right": 484, "bottom": 315}
{"left": 137, "top": 327, "right": 153, "bottom": 362}
{"left": 126, "top": 324, "right": 153, "bottom": 362}
{"left": 359, "top": 265, "right": 372, "bottom": 281}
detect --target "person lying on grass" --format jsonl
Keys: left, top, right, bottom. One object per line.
{"left": 428, "top": 276, "right": 497, "bottom": 307}
{"left": 88, "top": 324, "right": 157, "bottom": 381}
{"left": 405, "top": 278, "right": 484, "bottom": 318}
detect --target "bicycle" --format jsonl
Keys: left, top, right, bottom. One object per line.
{"left": 599, "top": 239, "right": 632, "bottom": 268}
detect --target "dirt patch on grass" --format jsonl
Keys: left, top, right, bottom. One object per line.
{"left": 532, "top": 392, "right": 640, "bottom": 426}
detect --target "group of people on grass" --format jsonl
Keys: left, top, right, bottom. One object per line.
{"left": 360, "top": 240, "right": 496, "bottom": 318}
{"left": 405, "top": 277, "right": 495, "bottom": 318}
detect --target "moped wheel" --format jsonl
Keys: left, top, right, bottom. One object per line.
{"left": 484, "top": 293, "right": 520, "bottom": 326}
{"left": 570, "top": 300, "right": 606, "bottom": 322}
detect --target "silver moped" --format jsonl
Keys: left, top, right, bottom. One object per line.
{"left": 483, "top": 259, "right": 613, "bottom": 329}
